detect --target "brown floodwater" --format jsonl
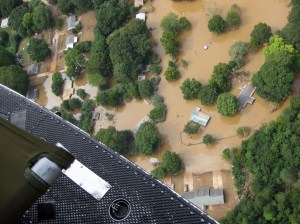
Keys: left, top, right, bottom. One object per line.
{"left": 116, "top": 0, "right": 291, "bottom": 175}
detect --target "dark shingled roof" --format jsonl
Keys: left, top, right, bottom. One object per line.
{"left": 0, "top": 84, "right": 218, "bottom": 224}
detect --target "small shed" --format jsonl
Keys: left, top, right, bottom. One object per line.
{"left": 182, "top": 188, "right": 224, "bottom": 206}
{"left": 134, "top": 0, "right": 144, "bottom": 7}
{"left": 66, "top": 35, "right": 78, "bottom": 50}
{"left": 149, "top": 158, "right": 160, "bottom": 166}
{"left": 27, "top": 64, "right": 40, "bottom": 75}
{"left": 189, "top": 107, "right": 211, "bottom": 127}
{"left": 1, "top": 18, "right": 9, "bottom": 29}
{"left": 67, "top": 15, "right": 78, "bottom": 30}
{"left": 136, "top": 13, "right": 146, "bottom": 21}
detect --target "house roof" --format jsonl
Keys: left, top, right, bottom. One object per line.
{"left": 182, "top": 188, "right": 224, "bottom": 206}
{"left": 237, "top": 85, "right": 256, "bottom": 109}
{"left": 67, "top": 15, "right": 76, "bottom": 30}
{"left": 1, "top": 18, "right": 9, "bottom": 28}
{"left": 189, "top": 107, "right": 211, "bottom": 126}
{"left": 66, "top": 35, "right": 78, "bottom": 49}
{"left": 27, "top": 64, "right": 40, "bottom": 75}
{"left": 0, "top": 84, "right": 219, "bottom": 224}
{"left": 136, "top": 13, "right": 146, "bottom": 21}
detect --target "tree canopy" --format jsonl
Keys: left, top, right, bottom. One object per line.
{"left": 164, "top": 62, "right": 180, "bottom": 82}
{"left": 86, "top": 51, "right": 112, "bottom": 77}
{"left": 0, "top": 46, "right": 15, "bottom": 67}
{"left": 221, "top": 97, "right": 300, "bottom": 223}
{"left": 96, "top": 88, "right": 123, "bottom": 107}
{"left": 228, "top": 41, "right": 249, "bottom": 68}
{"left": 135, "top": 121, "right": 161, "bottom": 155}
{"left": 161, "top": 150, "right": 183, "bottom": 174}
{"left": 0, "top": 0, "right": 22, "bottom": 17}
{"left": 0, "top": 65, "right": 29, "bottom": 95}
{"left": 32, "top": 4, "right": 52, "bottom": 31}
{"left": 183, "top": 121, "right": 200, "bottom": 134}
{"left": 27, "top": 38, "right": 51, "bottom": 62}
{"left": 149, "top": 103, "right": 167, "bottom": 123}
{"left": 51, "top": 72, "right": 64, "bottom": 96}
{"left": 208, "top": 15, "right": 227, "bottom": 35}
{"left": 64, "top": 48, "right": 85, "bottom": 79}
{"left": 180, "top": 78, "right": 202, "bottom": 100}
{"left": 209, "top": 63, "right": 232, "bottom": 93}
{"left": 226, "top": 4, "right": 241, "bottom": 30}
{"left": 250, "top": 23, "right": 272, "bottom": 49}
{"left": 263, "top": 35, "right": 296, "bottom": 56}
{"left": 198, "top": 84, "right": 218, "bottom": 105}
{"left": 95, "top": 0, "right": 129, "bottom": 36}
{"left": 95, "top": 126, "right": 134, "bottom": 155}
{"left": 216, "top": 93, "right": 239, "bottom": 116}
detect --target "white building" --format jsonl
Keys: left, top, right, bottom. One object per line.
{"left": 1, "top": 18, "right": 9, "bottom": 29}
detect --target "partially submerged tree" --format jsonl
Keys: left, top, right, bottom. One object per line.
{"left": 208, "top": 15, "right": 227, "bottom": 35}
{"left": 203, "top": 134, "right": 216, "bottom": 145}
{"left": 51, "top": 72, "right": 64, "bottom": 96}
{"left": 250, "top": 23, "right": 272, "bottom": 49}
{"left": 216, "top": 93, "right": 239, "bottom": 116}
{"left": 198, "top": 84, "right": 218, "bottom": 105}
{"left": 149, "top": 103, "right": 167, "bottom": 123}
{"left": 226, "top": 4, "right": 241, "bottom": 30}
{"left": 183, "top": 121, "right": 200, "bottom": 134}
{"left": 161, "top": 150, "right": 183, "bottom": 174}
{"left": 180, "top": 78, "right": 202, "bottom": 100}
{"left": 228, "top": 41, "right": 250, "bottom": 68}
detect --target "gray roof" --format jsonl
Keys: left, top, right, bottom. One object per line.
{"left": 182, "top": 188, "right": 224, "bottom": 206}
{"left": 237, "top": 85, "right": 256, "bottom": 109}
{"left": 27, "top": 64, "right": 40, "bottom": 75}
{"left": 67, "top": 15, "right": 76, "bottom": 30}
{"left": 0, "top": 84, "right": 219, "bottom": 224}
{"left": 66, "top": 35, "right": 76, "bottom": 45}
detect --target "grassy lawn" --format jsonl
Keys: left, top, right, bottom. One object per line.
{"left": 18, "top": 37, "right": 33, "bottom": 67}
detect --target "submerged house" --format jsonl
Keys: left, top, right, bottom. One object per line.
{"left": 237, "top": 85, "right": 256, "bottom": 109}
{"left": 182, "top": 188, "right": 224, "bottom": 207}
{"left": 189, "top": 107, "right": 211, "bottom": 127}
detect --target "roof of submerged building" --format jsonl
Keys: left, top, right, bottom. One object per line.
{"left": 0, "top": 84, "right": 218, "bottom": 224}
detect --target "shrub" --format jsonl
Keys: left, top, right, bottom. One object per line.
{"left": 203, "top": 134, "right": 216, "bottom": 145}
{"left": 183, "top": 121, "right": 200, "bottom": 134}
{"left": 151, "top": 166, "right": 166, "bottom": 179}
{"left": 237, "top": 126, "right": 251, "bottom": 137}
{"left": 222, "top": 148, "right": 231, "bottom": 161}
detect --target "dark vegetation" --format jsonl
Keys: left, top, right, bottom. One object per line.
{"left": 51, "top": 72, "right": 64, "bottom": 96}
{"left": 183, "top": 121, "right": 200, "bottom": 135}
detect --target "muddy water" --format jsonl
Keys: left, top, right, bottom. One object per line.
{"left": 119, "top": 0, "right": 291, "bottom": 175}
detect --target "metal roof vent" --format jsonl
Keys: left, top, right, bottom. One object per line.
{"left": 109, "top": 199, "right": 131, "bottom": 221}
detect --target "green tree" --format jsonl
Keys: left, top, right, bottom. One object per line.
{"left": 74, "top": 41, "right": 92, "bottom": 53}
{"left": 180, "top": 78, "right": 202, "bottom": 100}
{"left": 0, "top": 46, "right": 14, "bottom": 67}
{"left": 135, "top": 121, "right": 161, "bottom": 155}
{"left": 149, "top": 103, "right": 167, "bottom": 123}
{"left": 0, "top": 0, "right": 22, "bottom": 17}
{"left": 250, "top": 23, "right": 272, "bottom": 49}
{"left": 95, "top": 0, "right": 129, "bottom": 36}
{"left": 222, "top": 148, "right": 231, "bottom": 161}
{"left": 183, "top": 121, "right": 200, "bottom": 134}
{"left": 0, "top": 65, "right": 29, "bottom": 95}
{"left": 203, "top": 134, "right": 216, "bottom": 145}
{"left": 138, "top": 79, "right": 154, "bottom": 98}
{"left": 164, "top": 63, "right": 180, "bottom": 82}
{"left": 160, "top": 30, "right": 181, "bottom": 57}
{"left": 160, "top": 12, "right": 182, "bottom": 33}
{"left": 208, "top": 15, "right": 227, "bottom": 35}
{"left": 61, "top": 98, "right": 82, "bottom": 111}
{"left": 151, "top": 166, "right": 167, "bottom": 179}
{"left": 57, "top": 0, "right": 75, "bottom": 14}
{"left": 51, "top": 72, "right": 64, "bottom": 96}
{"left": 22, "top": 13, "right": 34, "bottom": 33}
{"left": 27, "top": 38, "right": 51, "bottom": 62}
{"left": 32, "top": 4, "right": 52, "bottom": 31}
{"left": 0, "top": 30, "right": 9, "bottom": 46}
{"left": 280, "top": 23, "right": 300, "bottom": 51}
{"left": 61, "top": 111, "right": 76, "bottom": 124}
{"left": 198, "top": 84, "right": 218, "bottom": 105}
{"left": 76, "top": 88, "right": 86, "bottom": 99}
{"left": 149, "top": 64, "right": 162, "bottom": 75}
{"left": 95, "top": 126, "right": 134, "bottom": 155}
{"left": 216, "top": 93, "right": 239, "bottom": 116}
{"left": 263, "top": 35, "right": 296, "bottom": 56}
{"left": 151, "top": 93, "right": 164, "bottom": 106}
{"left": 252, "top": 61, "right": 294, "bottom": 103}
{"left": 209, "top": 63, "right": 232, "bottom": 93}
{"left": 96, "top": 88, "right": 123, "bottom": 107}
{"left": 64, "top": 48, "right": 85, "bottom": 79}
{"left": 179, "top": 17, "right": 192, "bottom": 31}
{"left": 161, "top": 150, "right": 183, "bottom": 174}
{"left": 229, "top": 41, "right": 249, "bottom": 68}
{"left": 88, "top": 73, "right": 108, "bottom": 90}
{"left": 8, "top": 4, "right": 28, "bottom": 34}
{"left": 288, "top": 4, "right": 300, "bottom": 24}
{"left": 226, "top": 8, "right": 241, "bottom": 29}
{"left": 86, "top": 52, "right": 112, "bottom": 77}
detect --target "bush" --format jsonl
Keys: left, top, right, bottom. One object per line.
{"left": 203, "top": 134, "right": 216, "bottom": 145}
{"left": 222, "top": 148, "right": 231, "bottom": 161}
{"left": 208, "top": 15, "right": 227, "bottom": 35}
{"left": 149, "top": 103, "right": 167, "bottom": 123}
{"left": 164, "top": 63, "right": 180, "bottom": 82}
{"left": 180, "top": 78, "right": 202, "bottom": 100}
{"left": 135, "top": 121, "right": 161, "bottom": 155}
{"left": 183, "top": 121, "right": 200, "bottom": 134}
{"left": 138, "top": 79, "right": 154, "bottom": 98}
{"left": 151, "top": 93, "right": 164, "bottom": 106}
{"left": 161, "top": 150, "right": 183, "bottom": 174}
{"left": 76, "top": 88, "right": 86, "bottom": 99}
{"left": 237, "top": 126, "right": 251, "bottom": 137}
{"left": 151, "top": 166, "right": 166, "bottom": 179}
{"left": 198, "top": 84, "right": 218, "bottom": 105}
{"left": 149, "top": 64, "right": 162, "bottom": 74}
{"left": 216, "top": 93, "right": 239, "bottom": 116}
{"left": 51, "top": 72, "right": 64, "bottom": 96}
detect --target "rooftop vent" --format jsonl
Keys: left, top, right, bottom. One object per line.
{"left": 109, "top": 199, "right": 131, "bottom": 221}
